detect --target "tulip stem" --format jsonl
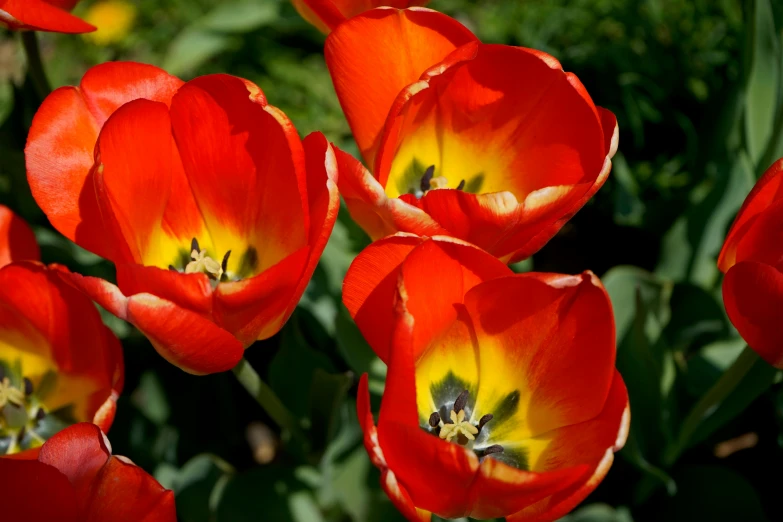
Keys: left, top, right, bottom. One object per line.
{"left": 664, "top": 346, "right": 760, "bottom": 466}
{"left": 21, "top": 31, "right": 51, "bottom": 101}
{"left": 232, "top": 358, "right": 308, "bottom": 447}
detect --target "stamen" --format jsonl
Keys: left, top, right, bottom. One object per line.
{"left": 478, "top": 414, "right": 493, "bottom": 431}
{"left": 453, "top": 389, "right": 469, "bottom": 414}
{"left": 168, "top": 265, "right": 178, "bottom": 271}
{"left": 482, "top": 444, "right": 504, "bottom": 456}
{"left": 456, "top": 179, "right": 466, "bottom": 191}
{"left": 439, "top": 409, "right": 478, "bottom": 443}
{"left": 186, "top": 247, "right": 224, "bottom": 280}
{"left": 428, "top": 412, "right": 441, "bottom": 428}
{"left": 23, "top": 378, "right": 32, "bottom": 396}
{"left": 191, "top": 237, "right": 200, "bottom": 253}
{"left": 35, "top": 408, "right": 46, "bottom": 421}
{"left": 221, "top": 250, "right": 232, "bottom": 274}
{"left": 420, "top": 165, "right": 435, "bottom": 192}
{"left": 0, "top": 377, "right": 24, "bottom": 409}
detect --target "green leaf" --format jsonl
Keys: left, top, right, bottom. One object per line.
{"left": 163, "top": 29, "right": 234, "bottom": 76}
{"left": 308, "top": 369, "right": 353, "bottom": 454}
{"left": 744, "top": 0, "right": 780, "bottom": 167}
{"left": 170, "top": 454, "right": 235, "bottom": 522}
{"left": 557, "top": 503, "right": 634, "bottom": 522}
{"left": 0, "top": 82, "right": 12, "bottom": 127}
{"left": 131, "top": 371, "right": 171, "bottom": 426}
{"left": 216, "top": 465, "right": 313, "bottom": 522}
{"left": 200, "top": 1, "right": 280, "bottom": 33}
{"left": 335, "top": 306, "right": 386, "bottom": 394}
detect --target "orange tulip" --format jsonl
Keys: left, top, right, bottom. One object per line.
{"left": 26, "top": 62, "right": 341, "bottom": 375}
{"left": 291, "top": 0, "right": 428, "bottom": 33}
{"left": 0, "top": 207, "right": 123, "bottom": 456}
{"left": 0, "top": 0, "right": 95, "bottom": 33}
{"left": 346, "top": 235, "right": 629, "bottom": 521}
{"left": 327, "top": 8, "right": 618, "bottom": 263}
{"left": 718, "top": 159, "right": 783, "bottom": 368}
{"left": 1, "top": 423, "right": 175, "bottom": 521}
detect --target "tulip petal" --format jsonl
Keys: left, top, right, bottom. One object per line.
{"left": 0, "top": 0, "right": 95, "bottom": 33}
{"left": 720, "top": 188, "right": 783, "bottom": 271}
{"left": 719, "top": 159, "right": 783, "bottom": 272}
{"left": 723, "top": 261, "right": 783, "bottom": 368}
{"left": 214, "top": 246, "right": 310, "bottom": 345}
{"left": 463, "top": 272, "right": 616, "bottom": 438}
{"left": 85, "top": 457, "right": 177, "bottom": 522}
{"left": 92, "top": 99, "right": 175, "bottom": 264}
{"left": 0, "top": 458, "right": 79, "bottom": 520}
{"left": 0, "top": 205, "right": 40, "bottom": 267}
{"left": 506, "top": 372, "right": 630, "bottom": 521}
{"left": 170, "top": 74, "right": 309, "bottom": 276}
{"left": 116, "top": 263, "right": 213, "bottom": 316}
{"left": 26, "top": 62, "right": 183, "bottom": 262}
{"left": 61, "top": 271, "right": 243, "bottom": 375}
{"left": 325, "top": 7, "right": 477, "bottom": 166}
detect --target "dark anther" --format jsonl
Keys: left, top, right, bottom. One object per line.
{"left": 428, "top": 412, "right": 441, "bottom": 428}
{"left": 17, "top": 426, "right": 26, "bottom": 442}
{"left": 222, "top": 250, "right": 232, "bottom": 273}
{"left": 453, "top": 389, "right": 469, "bottom": 414}
{"left": 478, "top": 414, "right": 494, "bottom": 431}
{"left": 483, "top": 444, "right": 504, "bottom": 456}
{"left": 23, "top": 378, "right": 33, "bottom": 396}
{"left": 168, "top": 265, "right": 178, "bottom": 271}
{"left": 456, "top": 179, "right": 466, "bottom": 191}
{"left": 0, "top": 366, "right": 5, "bottom": 381}
{"left": 420, "top": 165, "right": 435, "bottom": 192}
{"left": 36, "top": 408, "right": 46, "bottom": 421}
{"left": 191, "top": 237, "right": 200, "bottom": 253}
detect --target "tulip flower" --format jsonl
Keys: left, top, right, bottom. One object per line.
{"left": 1, "top": 422, "right": 175, "bottom": 521}
{"left": 291, "top": 0, "right": 428, "bottom": 34}
{"left": 718, "top": 159, "right": 783, "bottom": 368}
{"left": 26, "top": 62, "right": 341, "bottom": 375}
{"left": 0, "top": 211, "right": 123, "bottom": 455}
{"left": 345, "top": 235, "right": 629, "bottom": 520}
{"left": 0, "top": 0, "right": 95, "bottom": 33}
{"left": 327, "top": 8, "right": 618, "bottom": 263}
{"left": 0, "top": 205, "right": 39, "bottom": 267}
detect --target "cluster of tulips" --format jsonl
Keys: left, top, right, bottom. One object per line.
{"left": 1, "top": 0, "right": 782, "bottom": 520}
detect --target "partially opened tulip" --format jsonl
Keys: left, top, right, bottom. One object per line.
{"left": 0, "top": 209, "right": 123, "bottom": 456}
{"left": 0, "top": 0, "right": 96, "bottom": 33}
{"left": 291, "top": 0, "right": 428, "bottom": 33}
{"left": 26, "top": 62, "right": 340, "bottom": 375}
{"left": 1, "top": 423, "right": 175, "bottom": 521}
{"left": 345, "top": 236, "right": 629, "bottom": 520}
{"left": 718, "top": 159, "right": 783, "bottom": 368}
{"left": 327, "top": 8, "right": 618, "bottom": 263}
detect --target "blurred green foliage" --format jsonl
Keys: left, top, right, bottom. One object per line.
{"left": 2, "top": 0, "right": 783, "bottom": 521}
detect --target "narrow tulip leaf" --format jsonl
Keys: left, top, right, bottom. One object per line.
{"left": 163, "top": 29, "right": 234, "bottom": 77}
{"left": 216, "top": 465, "right": 310, "bottom": 522}
{"left": 308, "top": 369, "right": 353, "bottom": 455}
{"left": 0, "top": 82, "right": 12, "bottom": 128}
{"left": 200, "top": 2, "right": 279, "bottom": 33}
{"left": 335, "top": 306, "right": 386, "bottom": 394}
{"left": 744, "top": 0, "right": 780, "bottom": 167}
{"left": 169, "top": 454, "right": 235, "bottom": 522}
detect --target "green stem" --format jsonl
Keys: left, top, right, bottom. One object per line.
{"left": 231, "top": 358, "right": 308, "bottom": 445}
{"left": 664, "top": 346, "right": 759, "bottom": 466}
{"left": 21, "top": 31, "right": 51, "bottom": 101}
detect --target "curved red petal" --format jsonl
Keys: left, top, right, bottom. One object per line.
{"left": 85, "top": 457, "right": 176, "bottom": 522}
{"left": 170, "top": 74, "right": 309, "bottom": 274}
{"left": 0, "top": 458, "right": 78, "bottom": 520}
{"left": 116, "top": 263, "right": 213, "bottom": 316}
{"left": 325, "top": 7, "right": 477, "bottom": 166}
{"left": 723, "top": 261, "right": 783, "bottom": 368}
{"left": 0, "top": 0, "right": 95, "bottom": 33}
{"left": 93, "top": 99, "right": 175, "bottom": 263}
{"left": 0, "top": 205, "right": 40, "bottom": 267}
{"left": 214, "top": 247, "right": 310, "bottom": 345}
{"left": 719, "top": 159, "right": 783, "bottom": 272}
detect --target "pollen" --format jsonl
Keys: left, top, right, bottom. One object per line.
{"left": 185, "top": 247, "right": 224, "bottom": 280}
{"left": 439, "top": 409, "right": 479, "bottom": 443}
{"left": 0, "top": 377, "right": 24, "bottom": 409}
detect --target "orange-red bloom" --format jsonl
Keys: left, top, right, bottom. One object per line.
{"left": 291, "top": 0, "right": 428, "bottom": 33}
{"left": 0, "top": 205, "right": 39, "bottom": 267}
{"left": 327, "top": 8, "right": 618, "bottom": 263}
{"left": 345, "top": 235, "right": 629, "bottom": 521}
{"left": 1, "top": 423, "right": 175, "bottom": 521}
{"left": 26, "top": 62, "right": 341, "bottom": 375}
{"left": 0, "top": 208, "right": 123, "bottom": 456}
{"left": 0, "top": 0, "right": 95, "bottom": 33}
{"left": 718, "top": 159, "right": 783, "bottom": 368}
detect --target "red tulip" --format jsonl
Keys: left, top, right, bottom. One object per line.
{"left": 346, "top": 235, "right": 629, "bottom": 520}
{"left": 718, "top": 159, "right": 783, "bottom": 368}
{"left": 326, "top": 8, "right": 618, "bottom": 263}
{"left": 291, "top": 0, "right": 428, "bottom": 33}
{"left": 0, "top": 220, "right": 122, "bottom": 455}
{"left": 26, "top": 62, "right": 341, "bottom": 375}
{"left": 0, "top": 0, "right": 95, "bottom": 33}
{"left": 0, "top": 205, "right": 39, "bottom": 267}
{"left": 1, "top": 423, "right": 175, "bottom": 521}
